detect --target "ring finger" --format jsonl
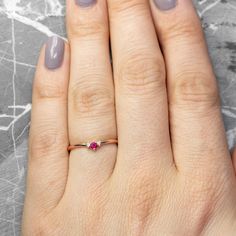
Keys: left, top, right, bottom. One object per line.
{"left": 65, "top": 0, "right": 117, "bottom": 197}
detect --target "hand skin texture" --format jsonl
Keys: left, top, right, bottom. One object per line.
{"left": 22, "top": 0, "right": 236, "bottom": 235}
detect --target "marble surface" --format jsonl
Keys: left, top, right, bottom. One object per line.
{"left": 0, "top": 0, "right": 235, "bottom": 235}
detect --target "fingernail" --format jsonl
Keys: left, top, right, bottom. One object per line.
{"left": 153, "top": 0, "right": 177, "bottom": 11}
{"left": 75, "top": 0, "right": 96, "bottom": 7}
{"left": 45, "top": 36, "right": 65, "bottom": 70}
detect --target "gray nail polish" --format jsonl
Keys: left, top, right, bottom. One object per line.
{"left": 75, "top": 0, "right": 96, "bottom": 7}
{"left": 153, "top": 0, "right": 177, "bottom": 11}
{"left": 45, "top": 36, "right": 65, "bottom": 70}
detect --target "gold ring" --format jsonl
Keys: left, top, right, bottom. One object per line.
{"left": 68, "top": 139, "right": 118, "bottom": 152}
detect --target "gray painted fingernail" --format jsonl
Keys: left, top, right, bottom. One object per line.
{"left": 153, "top": 0, "right": 177, "bottom": 11}
{"left": 45, "top": 36, "right": 65, "bottom": 70}
{"left": 75, "top": 0, "right": 96, "bottom": 7}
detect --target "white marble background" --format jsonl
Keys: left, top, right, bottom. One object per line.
{"left": 0, "top": 0, "right": 235, "bottom": 235}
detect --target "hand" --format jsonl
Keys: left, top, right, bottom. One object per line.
{"left": 22, "top": 0, "right": 236, "bottom": 235}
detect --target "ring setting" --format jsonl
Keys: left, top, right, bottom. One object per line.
{"left": 68, "top": 139, "right": 118, "bottom": 152}
{"left": 87, "top": 141, "right": 101, "bottom": 151}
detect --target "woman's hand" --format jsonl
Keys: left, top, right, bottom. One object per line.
{"left": 22, "top": 0, "right": 236, "bottom": 235}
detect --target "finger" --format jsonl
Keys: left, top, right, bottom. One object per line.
{"left": 66, "top": 0, "right": 117, "bottom": 195}
{"left": 149, "top": 0, "right": 233, "bottom": 171}
{"left": 107, "top": 0, "right": 173, "bottom": 174}
{"left": 25, "top": 37, "right": 69, "bottom": 213}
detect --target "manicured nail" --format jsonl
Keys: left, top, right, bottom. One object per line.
{"left": 75, "top": 0, "right": 96, "bottom": 7}
{"left": 45, "top": 36, "right": 65, "bottom": 70}
{"left": 153, "top": 0, "right": 177, "bottom": 11}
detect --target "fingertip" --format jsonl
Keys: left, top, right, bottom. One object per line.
{"left": 45, "top": 36, "right": 65, "bottom": 70}
{"left": 37, "top": 36, "right": 69, "bottom": 71}
{"left": 33, "top": 36, "right": 70, "bottom": 100}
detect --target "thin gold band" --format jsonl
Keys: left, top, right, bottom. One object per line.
{"left": 68, "top": 139, "right": 118, "bottom": 152}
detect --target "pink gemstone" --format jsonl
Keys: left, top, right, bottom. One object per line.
{"left": 89, "top": 142, "right": 98, "bottom": 151}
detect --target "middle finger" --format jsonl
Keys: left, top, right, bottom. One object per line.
{"left": 108, "top": 0, "right": 173, "bottom": 173}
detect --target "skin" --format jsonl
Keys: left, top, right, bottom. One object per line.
{"left": 22, "top": 0, "right": 236, "bottom": 235}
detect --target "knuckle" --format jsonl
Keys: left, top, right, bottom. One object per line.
{"left": 132, "top": 179, "right": 156, "bottom": 209}
{"left": 124, "top": 171, "right": 162, "bottom": 229}
{"left": 86, "top": 186, "right": 109, "bottom": 211}
{"left": 30, "top": 125, "right": 65, "bottom": 160}
{"left": 34, "top": 76, "right": 66, "bottom": 100}
{"left": 189, "top": 178, "right": 217, "bottom": 204}
{"left": 162, "top": 18, "right": 204, "bottom": 45}
{"left": 171, "top": 70, "right": 219, "bottom": 110}
{"left": 184, "top": 168, "right": 229, "bottom": 211}
{"left": 34, "top": 224, "right": 49, "bottom": 236}
{"left": 118, "top": 53, "right": 166, "bottom": 96}
{"left": 25, "top": 218, "right": 52, "bottom": 236}
{"left": 68, "top": 17, "right": 107, "bottom": 39}
{"left": 109, "top": 0, "right": 145, "bottom": 15}
{"left": 128, "top": 171, "right": 159, "bottom": 209}
{"left": 38, "top": 219, "right": 60, "bottom": 236}
{"left": 71, "top": 81, "right": 114, "bottom": 118}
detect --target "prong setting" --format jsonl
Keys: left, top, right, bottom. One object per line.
{"left": 87, "top": 141, "right": 101, "bottom": 151}
{"left": 68, "top": 139, "right": 117, "bottom": 152}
